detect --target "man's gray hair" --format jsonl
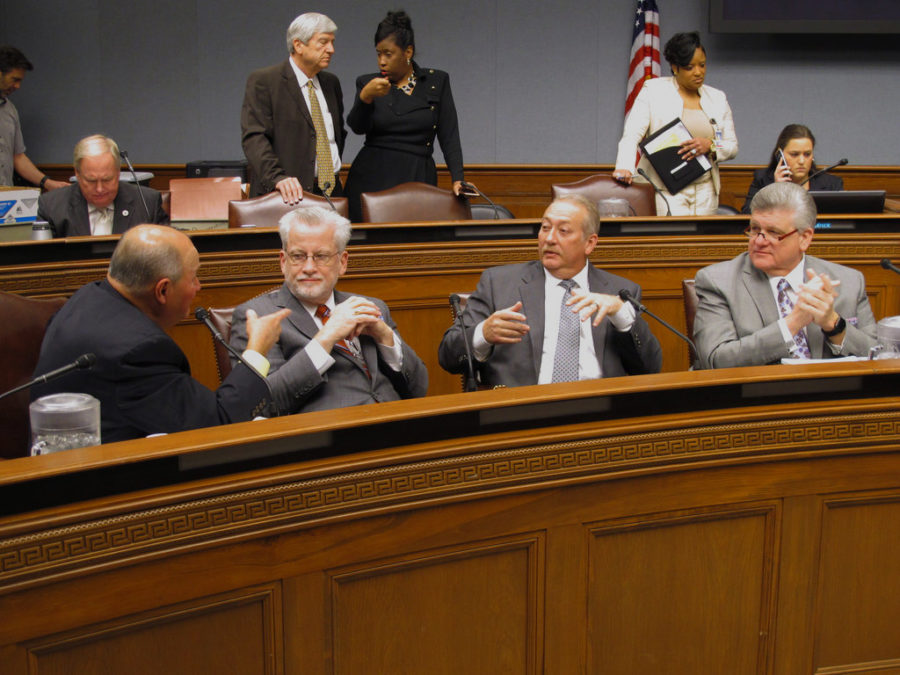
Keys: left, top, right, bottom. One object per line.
{"left": 278, "top": 205, "right": 352, "bottom": 251}
{"left": 73, "top": 134, "right": 119, "bottom": 172}
{"left": 108, "top": 227, "right": 183, "bottom": 291}
{"left": 286, "top": 12, "right": 337, "bottom": 54}
{"left": 749, "top": 182, "right": 818, "bottom": 232}
{"left": 552, "top": 194, "right": 601, "bottom": 237}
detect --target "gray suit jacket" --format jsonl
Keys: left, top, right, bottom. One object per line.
{"left": 37, "top": 182, "right": 168, "bottom": 237}
{"left": 241, "top": 61, "right": 346, "bottom": 197}
{"left": 693, "top": 252, "right": 878, "bottom": 369}
{"left": 229, "top": 284, "right": 428, "bottom": 414}
{"left": 438, "top": 260, "right": 662, "bottom": 387}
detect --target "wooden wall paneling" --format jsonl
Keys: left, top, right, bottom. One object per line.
{"left": 586, "top": 504, "right": 779, "bottom": 675}
{"left": 24, "top": 585, "right": 281, "bottom": 675}
{"left": 813, "top": 493, "right": 900, "bottom": 674}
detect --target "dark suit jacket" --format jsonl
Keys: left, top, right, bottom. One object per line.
{"left": 31, "top": 280, "right": 270, "bottom": 444}
{"left": 37, "top": 182, "right": 168, "bottom": 237}
{"left": 742, "top": 169, "right": 843, "bottom": 213}
{"left": 438, "top": 261, "right": 662, "bottom": 387}
{"left": 241, "top": 61, "right": 346, "bottom": 197}
{"left": 693, "top": 252, "right": 878, "bottom": 368}
{"left": 229, "top": 284, "right": 428, "bottom": 414}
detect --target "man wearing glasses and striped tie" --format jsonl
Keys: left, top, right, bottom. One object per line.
{"left": 693, "top": 182, "right": 877, "bottom": 368}
{"left": 229, "top": 205, "right": 428, "bottom": 415}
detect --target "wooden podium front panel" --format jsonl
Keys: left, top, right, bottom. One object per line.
{"left": 587, "top": 504, "right": 777, "bottom": 674}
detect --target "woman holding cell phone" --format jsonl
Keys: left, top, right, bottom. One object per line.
{"left": 742, "top": 124, "right": 843, "bottom": 213}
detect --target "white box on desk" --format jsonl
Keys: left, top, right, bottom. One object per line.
{"left": 0, "top": 187, "right": 40, "bottom": 223}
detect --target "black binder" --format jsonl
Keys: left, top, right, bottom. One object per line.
{"left": 639, "top": 118, "right": 710, "bottom": 195}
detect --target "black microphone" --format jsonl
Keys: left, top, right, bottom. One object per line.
{"left": 617, "top": 289, "right": 697, "bottom": 358}
{"left": 460, "top": 182, "right": 504, "bottom": 219}
{"left": 194, "top": 307, "right": 279, "bottom": 416}
{"left": 881, "top": 258, "right": 900, "bottom": 276}
{"left": 320, "top": 182, "right": 337, "bottom": 211}
{"left": 449, "top": 294, "right": 478, "bottom": 392}
{"left": 119, "top": 149, "right": 152, "bottom": 221}
{"left": 636, "top": 168, "right": 672, "bottom": 216}
{"left": 801, "top": 158, "right": 848, "bottom": 186}
{"left": 0, "top": 353, "right": 96, "bottom": 402}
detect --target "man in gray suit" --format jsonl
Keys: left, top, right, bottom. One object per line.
{"left": 37, "top": 134, "right": 168, "bottom": 237}
{"left": 229, "top": 205, "right": 428, "bottom": 415}
{"left": 241, "top": 12, "right": 346, "bottom": 203}
{"left": 438, "top": 195, "right": 662, "bottom": 387}
{"left": 693, "top": 182, "right": 877, "bottom": 369}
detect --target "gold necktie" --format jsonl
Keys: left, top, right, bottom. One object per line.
{"left": 306, "top": 80, "right": 335, "bottom": 195}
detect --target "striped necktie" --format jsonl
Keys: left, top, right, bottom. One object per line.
{"left": 315, "top": 304, "right": 370, "bottom": 378}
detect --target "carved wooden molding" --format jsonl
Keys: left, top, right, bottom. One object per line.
{"left": 2, "top": 408, "right": 897, "bottom": 590}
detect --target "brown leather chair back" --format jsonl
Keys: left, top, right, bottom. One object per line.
{"left": 682, "top": 279, "right": 699, "bottom": 367}
{"left": 551, "top": 174, "right": 657, "bottom": 217}
{"left": 0, "top": 292, "right": 67, "bottom": 459}
{"left": 360, "top": 182, "right": 472, "bottom": 223}
{"left": 207, "top": 306, "right": 236, "bottom": 382}
{"left": 228, "top": 191, "right": 349, "bottom": 229}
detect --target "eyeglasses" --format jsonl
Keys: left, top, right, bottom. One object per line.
{"left": 744, "top": 226, "right": 798, "bottom": 243}
{"left": 284, "top": 250, "right": 340, "bottom": 266}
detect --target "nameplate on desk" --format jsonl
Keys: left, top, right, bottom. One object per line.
{"left": 741, "top": 376, "right": 863, "bottom": 400}
{"left": 480, "top": 396, "right": 611, "bottom": 427}
{"left": 178, "top": 430, "right": 333, "bottom": 471}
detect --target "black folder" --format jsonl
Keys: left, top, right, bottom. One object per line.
{"left": 639, "top": 118, "right": 710, "bottom": 195}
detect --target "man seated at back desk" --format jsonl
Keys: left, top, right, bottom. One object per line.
{"left": 693, "top": 182, "right": 878, "bottom": 368}
{"left": 438, "top": 195, "right": 662, "bottom": 387}
{"left": 37, "top": 134, "right": 168, "bottom": 237}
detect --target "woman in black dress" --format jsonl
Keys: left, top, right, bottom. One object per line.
{"left": 344, "top": 10, "right": 468, "bottom": 222}
{"left": 742, "top": 124, "right": 843, "bottom": 213}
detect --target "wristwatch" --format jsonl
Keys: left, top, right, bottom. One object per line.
{"left": 39, "top": 175, "right": 49, "bottom": 189}
{"left": 823, "top": 315, "right": 846, "bottom": 338}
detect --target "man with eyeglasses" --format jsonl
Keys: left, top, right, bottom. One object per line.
{"left": 229, "top": 205, "right": 427, "bottom": 414}
{"left": 693, "top": 182, "right": 877, "bottom": 368}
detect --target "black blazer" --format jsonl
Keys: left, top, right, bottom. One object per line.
{"left": 742, "top": 169, "right": 843, "bottom": 213}
{"left": 241, "top": 61, "right": 347, "bottom": 197}
{"left": 37, "top": 182, "right": 168, "bottom": 237}
{"left": 31, "top": 280, "right": 269, "bottom": 443}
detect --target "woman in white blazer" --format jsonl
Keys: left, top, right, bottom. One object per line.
{"left": 614, "top": 32, "right": 738, "bottom": 216}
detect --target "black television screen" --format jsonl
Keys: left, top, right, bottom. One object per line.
{"left": 710, "top": 0, "right": 900, "bottom": 33}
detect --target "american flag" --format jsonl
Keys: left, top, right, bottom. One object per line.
{"left": 625, "top": 0, "right": 661, "bottom": 117}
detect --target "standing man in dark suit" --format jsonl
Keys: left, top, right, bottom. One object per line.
{"left": 693, "top": 182, "right": 877, "bottom": 368}
{"left": 438, "top": 195, "right": 662, "bottom": 387}
{"left": 37, "top": 134, "right": 168, "bottom": 238}
{"left": 31, "top": 225, "right": 290, "bottom": 443}
{"left": 241, "top": 12, "right": 346, "bottom": 204}
{"left": 229, "top": 205, "right": 428, "bottom": 414}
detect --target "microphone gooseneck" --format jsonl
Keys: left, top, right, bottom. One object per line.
{"left": 449, "top": 294, "right": 479, "bottom": 392}
{"left": 801, "top": 158, "right": 849, "bottom": 186}
{"left": 0, "top": 353, "right": 97, "bottom": 402}
{"left": 194, "top": 307, "right": 280, "bottom": 416}
{"left": 320, "top": 183, "right": 337, "bottom": 211}
{"left": 881, "top": 258, "right": 900, "bottom": 276}
{"left": 636, "top": 168, "right": 672, "bottom": 217}
{"left": 119, "top": 149, "right": 152, "bottom": 221}
{"left": 617, "top": 289, "right": 698, "bottom": 360}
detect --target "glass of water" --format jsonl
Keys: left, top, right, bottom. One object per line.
{"left": 30, "top": 393, "right": 101, "bottom": 456}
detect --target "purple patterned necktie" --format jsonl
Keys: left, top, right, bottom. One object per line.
{"left": 776, "top": 278, "right": 811, "bottom": 359}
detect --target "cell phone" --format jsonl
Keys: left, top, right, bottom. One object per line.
{"left": 459, "top": 182, "right": 479, "bottom": 198}
{"left": 777, "top": 148, "right": 788, "bottom": 167}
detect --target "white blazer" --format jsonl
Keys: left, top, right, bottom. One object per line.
{"left": 615, "top": 77, "right": 738, "bottom": 196}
